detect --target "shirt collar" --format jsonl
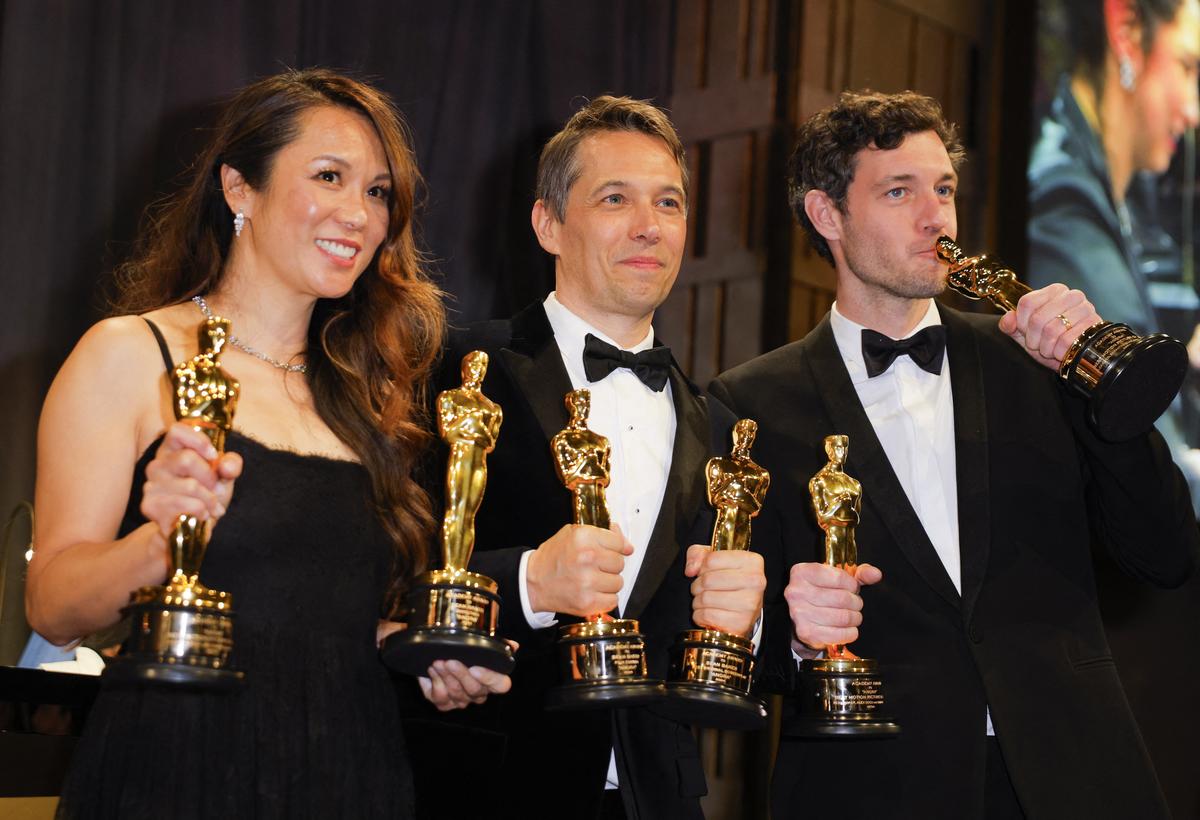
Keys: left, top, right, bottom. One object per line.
{"left": 542, "top": 292, "right": 657, "bottom": 384}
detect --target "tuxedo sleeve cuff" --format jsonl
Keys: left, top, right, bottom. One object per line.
{"left": 518, "top": 550, "right": 559, "bottom": 629}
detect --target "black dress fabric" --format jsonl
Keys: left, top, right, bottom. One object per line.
{"left": 56, "top": 432, "right": 414, "bottom": 818}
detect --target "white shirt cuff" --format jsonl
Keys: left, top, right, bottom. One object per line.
{"left": 518, "top": 549, "right": 559, "bottom": 629}
{"left": 750, "top": 609, "right": 764, "bottom": 653}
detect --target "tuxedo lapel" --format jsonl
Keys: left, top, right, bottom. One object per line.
{"left": 623, "top": 367, "right": 709, "bottom": 621}
{"left": 805, "top": 316, "right": 961, "bottom": 609}
{"left": 496, "top": 303, "right": 575, "bottom": 447}
{"left": 941, "top": 306, "right": 991, "bottom": 619}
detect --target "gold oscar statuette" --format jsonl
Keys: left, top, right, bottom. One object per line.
{"left": 936, "top": 236, "right": 1186, "bottom": 442}
{"left": 382, "top": 351, "right": 515, "bottom": 675}
{"left": 544, "top": 388, "right": 665, "bottom": 710}
{"left": 662, "top": 418, "right": 769, "bottom": 730}
{"left": 105, "top": 316, "right": 245, "bottom": 689}
{"left": 795, "top": 435, "right": 899, "bottom": 736}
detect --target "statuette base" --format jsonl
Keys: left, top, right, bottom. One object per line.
{"left": 1060, "top": 325, "right": 1187, "bottom": 442}
{"left": 660, "top": 629, "right": 765, "bottom": 729}
{"left": 547, "top": 618, "right": 664, "bottom": 710}
{"left": 793, "top": 657, "right": 899, "bottom": 737}
{"left": 383, "top": 568, "right": 514, "bottom": 675}
{"left": 106, "top": 579, "right": 243, "bottom": 691}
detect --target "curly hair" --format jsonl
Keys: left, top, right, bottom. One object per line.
{"left": 788, "top": 90, "right": 966, "bottom": 265}
{"left": 112, "top": 68, "right": 446, "bottom": 611}
{"left": 536, "top": 95, "right": 689, "bottom": 221}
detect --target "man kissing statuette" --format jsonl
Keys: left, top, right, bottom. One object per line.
{"left": 936, "top": 236, "right": 1186, "bottom": 442}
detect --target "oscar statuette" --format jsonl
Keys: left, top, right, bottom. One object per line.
{"left": 662, "top": 419, "right": 768, "bottom": 730}
{"left": 936, "top": 236, "right": 1186, "bottom": 441}
{"left": 795, "top": 435, "right": 899, "bottom": 736}
{"left": 544, "top": 388, "right": 665, "bottom": 710}
{"left": 105, "top": 316, "right": 244, "bottom": 689}
{"left": 382, "top": 351, "right": 515, "bottom": 675}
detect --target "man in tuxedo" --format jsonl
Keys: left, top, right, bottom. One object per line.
{"left": 411, "top": 96, "right": 767, "bottom": 820}
{"left": 710, "top": 90, "right": 1198, "bottom": 819}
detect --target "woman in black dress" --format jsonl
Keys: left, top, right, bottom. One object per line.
{"left": 26, "top": 68, "right": 508, "bottom": 818}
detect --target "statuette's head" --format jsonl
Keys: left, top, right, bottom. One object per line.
{"left": 199, "top": 317, "right": 231, "bottom": 356}
{"left": 461, "top": 350, "right": 488, "bottom": 388}
{"left": 732, "top": 418, "right": 758, "bottom": 453}
{"left": 824, "top": 434, "right": 849, "bottom": 465}
{"left": 565, "top": 388, "right": 592, "bottom": 423}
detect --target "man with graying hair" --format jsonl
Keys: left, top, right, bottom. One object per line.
{"left": 408, "top": 95, "right": 770, "bottom": 820}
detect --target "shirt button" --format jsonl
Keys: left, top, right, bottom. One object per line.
{"left": 628, "top": 425, "right": 634, "bottom": 431}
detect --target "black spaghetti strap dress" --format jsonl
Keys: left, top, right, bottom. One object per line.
{"left": 56, "top": 320, "right": 414, "bottom": 819}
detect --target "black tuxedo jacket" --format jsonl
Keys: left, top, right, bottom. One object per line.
{"left": 709, "top": 305, "right": 1197, "bottom": 820}
{"left": 407, "top": 301, "right": 742, "bottom": 820}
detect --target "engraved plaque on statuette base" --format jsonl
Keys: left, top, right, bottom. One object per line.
{"left": 544, "top": 619, "right": 665, "bottom": 710}
{"left": 382, "top": 568, "right": 515, "bottom": 675}
{"left": 658, "top": 629, "right": 766, "bottom": 730}
{"left": 103, "top": 577, "right": 244, "bottom": 690}
{"left": 791, "top": 657, "right": 899, "bottom": 737}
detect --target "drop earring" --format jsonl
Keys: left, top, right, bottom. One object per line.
{"left": 234, "top": 210, "right": 246, "bottom": 237}
{"left": 1119, "top": 56, "right": 1136, "bottom": 91}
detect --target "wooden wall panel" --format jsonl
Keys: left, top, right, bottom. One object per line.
{"left": 912, "top": 18, "right": 952, "bottom": 101}
{"left": 846, "top": 0, "right": 915, "bottom": 93}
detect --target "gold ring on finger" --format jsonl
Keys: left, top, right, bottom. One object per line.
{"left": 1056, "top": 313, "right": 1072, "bottom": 329}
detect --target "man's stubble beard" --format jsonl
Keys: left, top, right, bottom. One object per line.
{"left": 840, "top": 219, "right": 947, "bottom": 302}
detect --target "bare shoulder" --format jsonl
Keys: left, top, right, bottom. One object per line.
{"left": 44, "top": 313, "right": 180, "bottom": 456}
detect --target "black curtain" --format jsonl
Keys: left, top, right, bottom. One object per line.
{"left": 0, "top": 0, "right": 674, "bottom": 661}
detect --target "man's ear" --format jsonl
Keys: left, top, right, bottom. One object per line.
{"left": 220, "top": 164, "right": 254, "bottom": 219}
{"left": 531, "top": 199, "right": 562, "bottom": 256}
{"left": 1104, "top": 0, "right": 1145, "bottom": 76}
{"left": 804, "top": 189, "right": 844, "bottom": 243}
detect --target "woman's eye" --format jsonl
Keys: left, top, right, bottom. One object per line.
{"left": 317, "top": 170, "right": 339, "bottom": 183}
{"left": 368, "top": 185, "right": 391, "bottom": 201}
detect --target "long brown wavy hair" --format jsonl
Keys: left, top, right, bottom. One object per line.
{"left": 113, "top": 68, "right": 445, "bottom": 610}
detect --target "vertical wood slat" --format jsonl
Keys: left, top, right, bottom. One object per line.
{"left": 708, "top": 0, "right": 748, "bottom": 85}
{"left": 674, "top": 0, "right": 709, "bottom": 91}
{"left": 847, "top": 0, "right": 915, "bottom": 93}
{"left": 911, "top": 18, "right": 952, "bottom": 102}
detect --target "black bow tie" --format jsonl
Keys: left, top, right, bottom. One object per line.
{"left": 861, "top": 326, "right": 947, "bottom": 378}
{"left": 582, "top": 333, "right": 673, "bottom": 392}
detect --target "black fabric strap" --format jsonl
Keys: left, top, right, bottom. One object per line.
{"left": 142, "top": 318, "right": 175, "bottom": 376}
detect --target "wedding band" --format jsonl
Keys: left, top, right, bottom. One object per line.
{"left": 1056, "top": 313, "right": 1072, "bottom": 329}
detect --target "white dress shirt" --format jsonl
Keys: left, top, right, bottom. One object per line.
{"left": 828, "top": 300, "right": 993, "bottom": 735}
{"left": 517, "top": 292, "right": 677, "bottom": 629}
{"left": 518, "top": 292, "right": 677, "bottom": 790}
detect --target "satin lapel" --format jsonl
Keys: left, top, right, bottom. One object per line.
{"left": 623, "top": 367, "right": 709, "bottom": 621}
{"left": 496, "top": 303, "right": 575, "bottom": 447}
{"left": 805, "top": 316, "right": 961, "bottom": 609}
{"left": 941, "top": 306, "right": 991, "bottom": 619}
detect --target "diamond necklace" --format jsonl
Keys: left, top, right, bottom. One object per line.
{"left": 191, "top": 295, "right": 308, "bottom": 374}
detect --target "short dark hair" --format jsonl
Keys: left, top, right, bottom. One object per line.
{"left": 536, "top": 95, "right": 689, "bottom": 221}
{"left": 788, "top": 90, "right": 966, "bottom": 265}
{"left": 1060, "top": 0, "right": 1183, "bottom": 91}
